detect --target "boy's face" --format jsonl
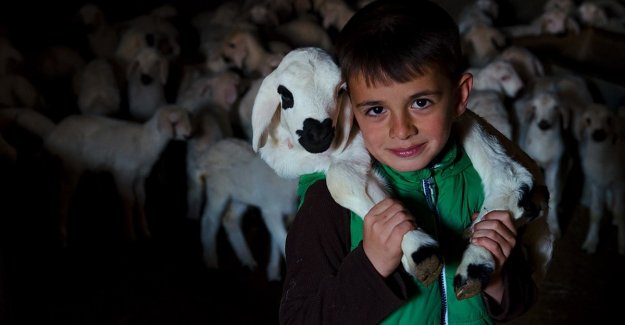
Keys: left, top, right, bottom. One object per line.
{"left": 348, "top": 69, "right": 472, "bottom": 172}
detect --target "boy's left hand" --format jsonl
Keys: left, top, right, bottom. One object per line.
{"left": 470, "top": 210, "right": 517, "bottom": 303}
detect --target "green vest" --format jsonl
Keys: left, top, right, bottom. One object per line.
{"left": 298, "top": 143, "right": 494, "bottom": 325}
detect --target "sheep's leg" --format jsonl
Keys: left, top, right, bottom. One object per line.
{"left": 266, "top": 237, "right": 283, "bottom": 282}
{"left": 115, "top": 176, "right": 137, "bottom": 241}
{"left": 134, "top": 176, "right": 151, "bottom": 238}
{"left": 258, "top": 208, "right": 288, "bottom": 258}
{"left": 582, "top": 184, "right": 605, "bottom": 254}
{"left": 201, "top": 190, "right": 228, "bottom": 269}
{"left": 327, "top": 162, "right": 441, "bottom": 286}
{"left": 610, "top": 186, "right": 625, "bottom": 255}
{"left": 222, "top": 201, "right": 257, "bottom": 270}
{"left": 544, "top": 161, "right": 561, "bottom": 239}
{"left": 186, "top": 172, "right": 204, "bottom": 220}
{"left": 454, "top": 242, "right": 496, "bottom": 300}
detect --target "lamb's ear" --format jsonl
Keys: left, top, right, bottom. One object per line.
{"left": 251, "top": 72, "right": 280, "bottom": 151}
{"left": 573, "top": 111, "right": 587, "bottom": 141}
{"left": 559, "top": 104, "right": 571, "bottom": 130}
{"left": 333, "top": 82, "right": 353, "bottom": 153}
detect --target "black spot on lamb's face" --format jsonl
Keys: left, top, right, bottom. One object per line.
{"left": 296, "top": 118, "right": 334, "bottom": 153}
{"left": 277, "top": 85, "right": 293, "bottom": 109}
{"left": 141, "top": 74, "right": 154, "bottom": 85}
{"left": 591, "top": 129, "right": 607, "bottom": 142}
{"left": 538, "top": 119, "right": 552, "bottom": 130}
{"left": 145, "top": 33, "right": 156, "bottom": 47}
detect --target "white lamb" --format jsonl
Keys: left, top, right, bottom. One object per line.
{"left": 73, "top": 58, "right": 121, "bottom": 116}
{"left": 252, "top": 47, "right": 553, "bottom": 299}
{"left": 0, "top": 105, "right": 192, "bottom": 242}
{"left": 197, "top": 137, "right": 298, "bottom": 281}
{"left": 127, "top": 48, "right": 169, "bottom": 122}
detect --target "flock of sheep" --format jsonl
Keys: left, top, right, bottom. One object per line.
{"left": 0, "top": 0, "right": 624, "bottom": 282}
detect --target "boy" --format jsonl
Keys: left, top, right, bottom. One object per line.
{"left": 279, "top": 1, "right": 537, "bottom": 324}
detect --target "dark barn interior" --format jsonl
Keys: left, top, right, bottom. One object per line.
{"left": 1, "top": 0, "right": 625, "bottom": 324}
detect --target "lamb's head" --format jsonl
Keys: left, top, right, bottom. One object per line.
{"left": 575, "top": 103, "right": 620, "bottom": 144}
{"left": 474, "top": 60, "right": 523, "bottom": 98}
{"left": 525, "top": 91, "right": 569, "bottom": 131}
{"left": 251, "top": 47, "right": 353, "bottom": 178}
{"left": 155, "top": 105, "right": 192, "bottom": 140}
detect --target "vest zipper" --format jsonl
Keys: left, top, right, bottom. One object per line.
{"left": 422, "top": 176, "right": 448, "bottom": 325}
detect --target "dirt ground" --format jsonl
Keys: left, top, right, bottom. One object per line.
{"left": 1, "top": 141, "right": 624, "bottom": 325}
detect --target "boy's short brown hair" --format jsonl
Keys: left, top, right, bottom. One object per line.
{"left": 336, "top": 0, "right": 464, "bottom": 87}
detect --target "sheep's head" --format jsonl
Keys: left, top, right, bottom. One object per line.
{"left": 251, "top": 47, "right": 353, "bottom": 177}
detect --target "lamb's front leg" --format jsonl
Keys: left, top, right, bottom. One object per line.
{"left": 327, "top": 162, "right": 441, "bottom": 285}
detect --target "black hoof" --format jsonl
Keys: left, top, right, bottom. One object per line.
{"left": 411, "top": 245, "right": 442, "bottom": 286}
{"left": 454, "top": 264, "right": 493, "bottom": 300}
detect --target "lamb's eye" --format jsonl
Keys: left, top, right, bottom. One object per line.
{"left": 277, "top": 85, "right": 294, "bottom": 109}
{"left": 586, "top": 117, "right": 591, "bottom": 125}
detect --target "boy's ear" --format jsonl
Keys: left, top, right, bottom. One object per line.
{"left": 456, "top": 73, "right": 473, "bottom": 117}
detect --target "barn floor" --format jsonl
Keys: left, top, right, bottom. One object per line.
{"left": 1, "top": 140, "right": 624, "bottom": 325}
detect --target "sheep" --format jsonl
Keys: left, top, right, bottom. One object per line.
{"left": 466, "top": 59, "right": 525, "bottom": 140}
{"left": 220, "top": 27, "right": 286, "bottom": 78}
{"left": 502, "top": 7, "right": 580, "bottom": 38}
{"left": 197, "top": 137, "right": 298, "bottom": 281}
{"left": 461, "top": 23, "right": 507, "bottom": 68}
{"left": 497, "top": 46, "right": 545, "bottom": 87}
{"left": 127, "top": 48, "right": 169, "bottom": 122}
{"left": 251, "top": 47, "right": 553, "bottom": 299}
{"left": 76, "top": 3, "right": 119, "bottom": 60}
{"left": 273, "top": 15, "right": 334, "bottom": 53}
{"left": 515, "top": 90, "right": 571, "bottom": 238}
{"left": 73, "top": 58, "right": 121, "bottom": 116}
{"left": 457, "top": 0, "right": 500, "bottom": 34}
{"left": 115, "top": 12, "right": 180, "bottom": 67}
{"left": 1, "top": 105, "right": 192, "bottom": 243}
{"left": 577, "top": 0, "right": 625, "bottom": 34}
{"left": 574, "top": 103, "right": 625, "bottom": 255}
{"left": 315, "top": 0, "right": 355, "bottom": 31}
{"left": 177, "top": 70, "right": 242, "bottom": 221}
{"left": 0, "top": 74, "right": 45, "bottom": 110}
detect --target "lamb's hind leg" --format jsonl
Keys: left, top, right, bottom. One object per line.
{"left": 222, "top": 201, "right": 257, "bottom": 270}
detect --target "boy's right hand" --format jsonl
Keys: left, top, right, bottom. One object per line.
{"left": 363, "top": 198, "right": 415, "bottom": 278}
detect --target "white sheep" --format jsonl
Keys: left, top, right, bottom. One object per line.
{"left": 315, "top": 0, "right": 355, "bottom": 31}
{"left": 197, "top": 137, "right": 298, "bottom": 281}
{"left": 515, "top": 90, "right": 571, "bottom": 238}
{"left": 178, "top": 70, "right": 241, "bottom": 221}
{"left": 76, "top": 3, "right": 119, "bottom": 60}
{"left": 1, "top": 105, "right": 191, "bottom": 242}
{"left": 574, "top": 103, "right": 625, "bottom": 255}
{"left": 502, "top": 7, "right": 580, "bottom": 37}
{"left": 252, "top": 47, "right": 553, "bottom": 299}
{"left": 73, "top": 58, "right": 121, "bottom": 116}
{"left": 127, "top": 48, "right": 169, "bottom": 122}
{"left": 457, "top": 0, "right": 500, "bottom": 34}
{"left": 220, "top": 27, "right": 286, "bottom": 78}
{"left": 461, "top": 23, "right": 507, "bottom": 68}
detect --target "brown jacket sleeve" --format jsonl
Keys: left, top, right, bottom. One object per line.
{"left": 482, "top": 242, "right": 538, "bottom": 322}
{"left": 279, "top": 180, "right": 407, "bottom": 325}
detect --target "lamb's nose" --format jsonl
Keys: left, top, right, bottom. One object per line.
{"left": 141, "top": 74, "right": 153, "bottom": 85}
{"left": 591, "top": 129, "right": 607, "bottom": 142}
{"left": 538, "top": 120, "right": 551, "bottom": 130}
{"left": 297, "top": 118, "right": 334, "bottom": 153}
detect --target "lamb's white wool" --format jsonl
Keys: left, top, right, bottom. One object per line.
{"left": 516, "top": 91, "right": 570, "bottom": 238}
{"left": 574, "top": 104, "right": 625, "bottom": 255}
{"left": 252, "top": 47, "right": 553, "bottom": 298}
{"left": 197, "top": 137, "right": 298, "bottom": 281}
{"left": 74, "top": 58, "right": 121, "bottom": 116}
{"left": 462, "top": 24, "right": 507, "bottom": 67}
{"left": 498, "top": 46, "right": 545, "bottom": 86}
{"left": 237, "top": 78, "right": 263, "bottom": 142}
{"left": 468, "top": 90, "right": 513, "bottom": 140}
{"left": 469, "top": 59, "right": 524, "bottom": 98}
{"left": 127, "top": 48, "right": 169, "bottom": 122}
{"left": 3, "top": 105, "right": 191, "bottom": 242}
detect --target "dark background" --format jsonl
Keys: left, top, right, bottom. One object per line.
{"left": 1, "top": 1, "right": 625, "bottom": 324}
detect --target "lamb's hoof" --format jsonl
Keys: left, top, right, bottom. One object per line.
{"left": 410, "top": 245, "right": 442, "bottom": 286}
{"left": 454, "top": 264, "right": 493, "bottom": 300}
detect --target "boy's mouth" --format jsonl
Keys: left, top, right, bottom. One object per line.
{"left": 389, "top": 144, "right": 424, "bottom": 158}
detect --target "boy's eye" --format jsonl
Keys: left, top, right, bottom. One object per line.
{"left": 411, "top": 98, "right": 431, "bottom": 109}
{"left": 365, "top": 106, "right": 385, "bottom": 116}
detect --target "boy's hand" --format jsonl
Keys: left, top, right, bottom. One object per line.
{"left": 363, "top": 198, "right": 415, "bottom": 278}
{"left": 470, "top": 210, "right": 517, "bottom": 303}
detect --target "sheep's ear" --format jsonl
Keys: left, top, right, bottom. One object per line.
{"left": 573, "top": 112, "right": 587, "bottom": 141}
{"left": 333, "top": 82, "right": 353, "bottom": 153}
{"left": 251, "top": 72, "right": 280, "bottom": 151}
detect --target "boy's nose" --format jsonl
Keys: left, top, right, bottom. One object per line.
{"left": 389, "top": 114, "right": 416, "bottom": 139}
